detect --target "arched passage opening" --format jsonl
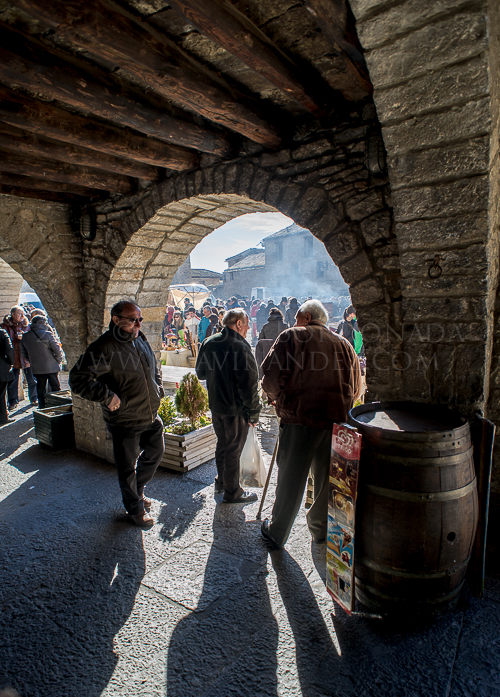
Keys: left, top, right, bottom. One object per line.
{"left": 0, "top": 194, "right": 87, "bottom": 366}
{"left": 103, "top": 182, "right": 400, "bottom": 402}
{"left": 105, "top": 195, "right": 276, "bottom": 348}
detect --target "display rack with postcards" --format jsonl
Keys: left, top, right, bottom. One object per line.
{"left": 326, "top": 423, "right": 362, "bottom": 614}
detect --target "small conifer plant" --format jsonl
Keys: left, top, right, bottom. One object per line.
{"left": 158, "top": 396, "right": 176, "bottom": 428}
{"left": 175, "top": 373, "right": 209, "bottom": 430}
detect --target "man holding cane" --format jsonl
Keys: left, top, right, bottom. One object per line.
{"left": 260, "top": 299, "right": 361, "bottom": 549}
{"left": 196, "top": 308, "right": 261, "bottom": 503}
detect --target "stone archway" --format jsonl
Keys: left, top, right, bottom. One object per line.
{"left": 96, "top": 142, "right": 400, "bottom": 400}
{"left": 0, "top": 193, "right": 87, "bottom": 365}
{"left": 104, "top": 195, "right": 276, "bottom": 350}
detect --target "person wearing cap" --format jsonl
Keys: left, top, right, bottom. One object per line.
{"left": 20, "top": 309, "right": 63, "bottom": 409}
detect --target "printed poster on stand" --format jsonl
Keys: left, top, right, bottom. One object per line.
{"left": 326, "top": 423, "right": 362, "bottom": 615}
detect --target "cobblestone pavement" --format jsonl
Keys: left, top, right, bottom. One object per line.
{"left": 1, "top": 401, "right": 500, "bottom": 697}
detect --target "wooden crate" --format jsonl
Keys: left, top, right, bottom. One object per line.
{"left": 160, "top": 423, "right": 217, "bottom": 473}
{"left": 33, "top": 404, "right": 75, "bottom": 448}
{"left": 45, "top": 390, "right": 72, "bottom": 407}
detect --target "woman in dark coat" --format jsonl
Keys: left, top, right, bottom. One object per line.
{"left": 259, "top": 308, "right": 288, "bottom": 341}
{"left": 0, "top": 327, "right": 14, "bottom": 424}
{"left": 21, "top": 312, "right": 64, "bottom": 409}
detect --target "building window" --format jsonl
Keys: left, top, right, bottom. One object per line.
{"left": 304, "top": 236, "right": 313, "bottom": 253}
{"left": 276, "top": 241, "right": 283, "bottom": 261}
{"left": 317, "top": 261, "right": 327, "bottom": 278}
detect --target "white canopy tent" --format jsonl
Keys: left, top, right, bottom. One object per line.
{"left": 167, "top": 284, "right": 211, "bottom": 311}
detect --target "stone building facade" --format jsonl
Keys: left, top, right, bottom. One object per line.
{"left": 1, "top": 0, "right": 500, "bottom": 506}
{"left": 190, "top": 268, "right": 223, "bottom": 292}
{"left": 221, "top": 223, "right": 348, "bottom": 299}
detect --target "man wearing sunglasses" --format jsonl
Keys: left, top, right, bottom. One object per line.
{"left": 69, "top": 300, "right": 165, "bottom": 528}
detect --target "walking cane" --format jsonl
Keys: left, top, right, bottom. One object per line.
{"left": 256, "top": 436, "right": 279, "bottom": 520}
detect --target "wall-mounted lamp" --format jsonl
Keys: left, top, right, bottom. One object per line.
{"left": 366, "top": 128, "right": 387, "bottom": 174}
{"left": 79, "top": 208, "right": 97, "bottom": 241}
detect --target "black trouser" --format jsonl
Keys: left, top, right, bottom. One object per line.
{"left": 107, "top": 417, "right": 165, "bottom": 515}
{"left": 33, "top": 372, "right": 61, "bottom": 409}
{"left": 269, "top": 423, "right": 332, "bottom": 547}
{"left": 8, "top": 367, "right": 37, "bottom": 405}
{"left": 0, "top": 380, "right": 10, "bottom": 423}
{"left": 212, "top": 413, "right": 249, "bottom": 501}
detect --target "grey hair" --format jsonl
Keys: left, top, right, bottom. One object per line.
{"left": 298, "top": 299, "right": 329, "bottom": 325}
{"left": 110, "top": 299, "right": 140, "bottom": 317}
{"left": 223, "top": 308, "right": 247, "bottom": 327}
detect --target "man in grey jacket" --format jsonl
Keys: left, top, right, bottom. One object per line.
{"left": 69, "top": 300, "right": 165, "bottom": 528}
{"left": 21, "top": 310, "right": 64, "bottom": 409}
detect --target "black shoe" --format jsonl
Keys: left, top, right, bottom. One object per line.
{"left": 261, "top": 519, "right": 281, "bottom": 550}
{"left": 223, "top": 491, "right": 258, "bottom": 504}
{"left": 8, "top": 402, "right": 18, "bottom": 412}
{"left": 214, "top": 479, "right": 224, "bottom": 494}
{"left": 0, "top": 417, "right": 15, "bottom": 425}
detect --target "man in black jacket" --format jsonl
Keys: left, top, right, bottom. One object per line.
{"left": 196, "top": 308, "right": 260, "bottom": 504}
{"left": 69, "top": 300, "right": 165, "bottom": 528}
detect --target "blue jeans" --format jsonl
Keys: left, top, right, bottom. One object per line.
{"left": 8, "top": 367, "right": 38, "bottom": 406}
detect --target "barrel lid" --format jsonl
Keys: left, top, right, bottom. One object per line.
{"left": 349, "top": 401, "right": 467, "bottom": 439}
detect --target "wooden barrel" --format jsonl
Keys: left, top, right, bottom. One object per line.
{"left": 348, "top": 402, "right": 478, "bottom": 615}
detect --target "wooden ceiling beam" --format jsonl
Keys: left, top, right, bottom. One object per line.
{"left": 165, "top": 0, "right": 323, "bottom": 115}
{"left": 0, "top": 37, "right": 230, "bottom": 157}
{"left": 0, "top": 87, "right": 199, "bottom": 170}
{"left": 0, "top": 174, "right": 102, "bottom": 198}
{"left": 9, "top": 0, "right": 281, "bottom": 147}
{"left": 305, "top": 0, "right": 372, "bottom": 93}
{"left": 0, "top": 123, "right": 160, "bottom": 181}
{"left": 0, "top": 148, "right": 135, "bottom": 194}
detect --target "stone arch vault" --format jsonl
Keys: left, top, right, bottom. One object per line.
{"left": 91, "top": 134, "right": 400, "bottom": 400}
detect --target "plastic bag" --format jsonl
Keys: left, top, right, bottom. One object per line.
{"left": 239, "top": 426, "right": 267, "bottom": 487}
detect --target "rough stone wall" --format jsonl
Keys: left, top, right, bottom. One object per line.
{"left": 0, "top": 194, "right": 87, "bottom": 365}
{"left": 485, "top": 0, "right": 500, "bottom": 497}
{"left": 351, "top": 0, "right": 494, "bottom": 413}
{"left": 0, "top": 257, "right": 23, "bottom": 319}
{"left": 86, "top": 108, "right": 399, "bottom": 399}
{"left": 73, "top": 394, "right": 114, "bottom": 464}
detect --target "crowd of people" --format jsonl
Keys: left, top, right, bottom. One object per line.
{"left": 161, "top": 294, "right": 361, "bottom": 353}
{"left": 0, "top": 304, "right": 64, "bottom": 423}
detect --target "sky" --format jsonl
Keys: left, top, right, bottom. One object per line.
{"left": 189, "top": 212, "right": 293, "bottom": 272}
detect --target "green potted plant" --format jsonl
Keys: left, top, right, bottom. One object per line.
{"left": 158, "top": 375, "right": 216, "bottom": 472}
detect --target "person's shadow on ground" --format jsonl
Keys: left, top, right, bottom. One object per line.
{"left": 0, "top": 442, "right": 146, "bottom": 697}
{"left": 165, "top": 505, "right": 279, "bottom": 697}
